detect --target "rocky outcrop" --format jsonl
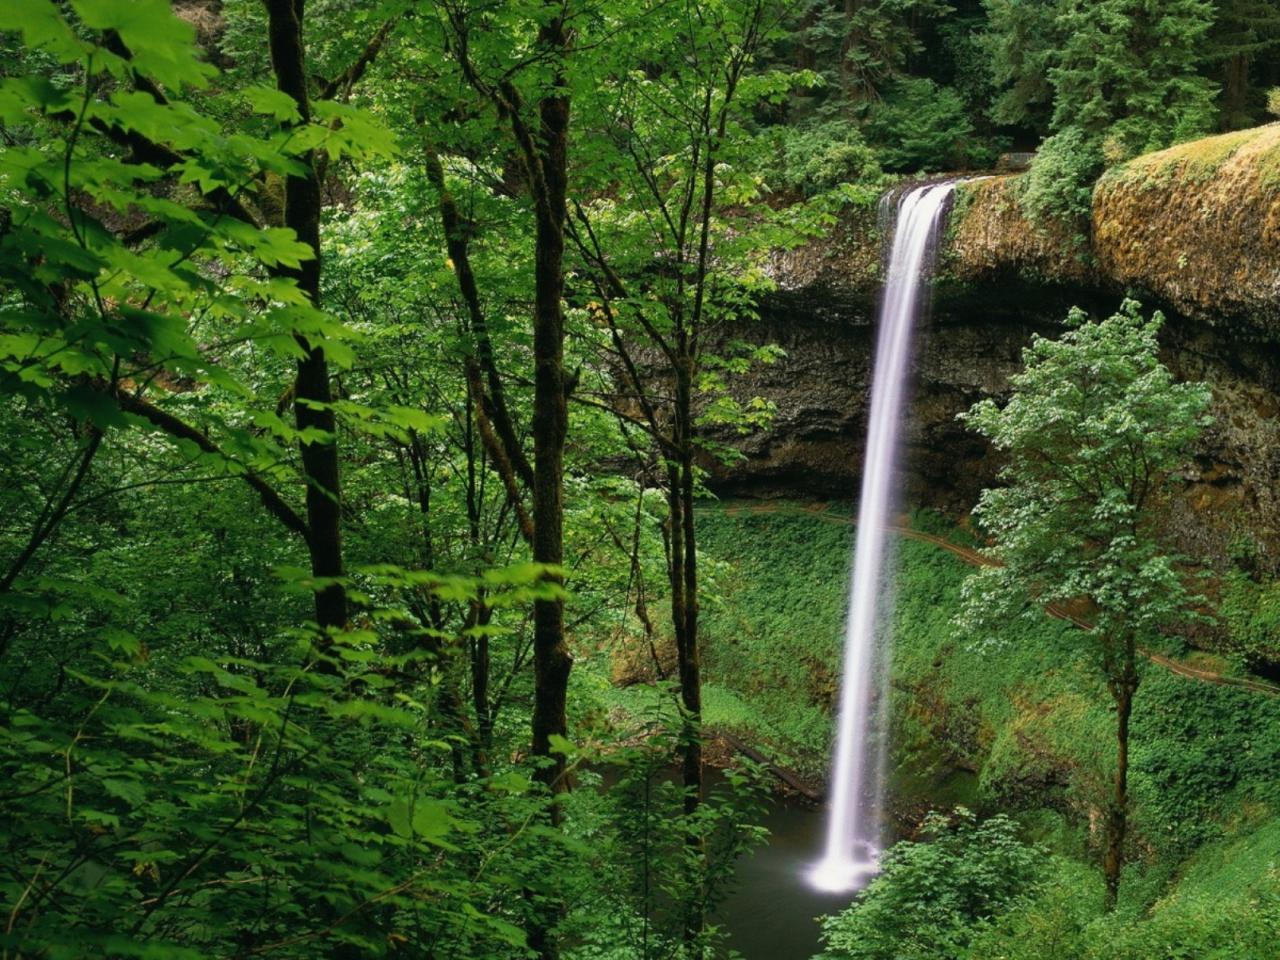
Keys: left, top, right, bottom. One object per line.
{"left": 706, "top": 130, "right": 1280, "bottom": 574}
{"left": 945, "top": 175, "right": 1098, "bottom": 289}
{"left": 1094, "top": 125, "right": 1280, "bottom": 334}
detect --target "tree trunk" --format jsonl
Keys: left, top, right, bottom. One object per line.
{"left": 527, "top": 23, "right": 574, "bottom": 814}
{"left": 666, "top": 359, "right": 705, "bottom": 946}
{"left": 1104, "top": 659, "right": 1137, "bottom": 910}
{"left": 525, "top": 18, "right": 574, "bottom": 960}
{"left": 263, "top": 0, "right": 346, "bottom": 631}
{"left": 1222, "top": 52, "right": 1250, "bottom": 130}
{"left": 470, "top": 604, "right": 494, "bottom": 754}
{"left": 676, "top": 480, "right": 702, "bottom": 811}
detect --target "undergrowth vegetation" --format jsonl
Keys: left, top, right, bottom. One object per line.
{"left": 679, "top": 502, "right": 1280, "bottom": 957}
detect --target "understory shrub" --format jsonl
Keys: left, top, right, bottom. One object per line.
{"left": 1219, "top": 569, "right": 1280, "bottom": 669}
{"left": 1020, "top": 127, "right": 1104, "bottom": 227}
{"left": 968, "top": 821, "right": 1280, "bottom": 960}
{"left": 815, "top": 809, "right": 1044, "bottom": 960}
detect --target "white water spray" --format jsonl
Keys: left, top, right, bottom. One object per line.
{"left": 809, "top": 182, "right": 957, "bottom": 894}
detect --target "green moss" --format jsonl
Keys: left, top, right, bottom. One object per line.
{"left": 1102, "top": 123, "right": 1280, "bottom": 190}
{"left": 1107, "top": 128, "right": 1262, "bottom": 187}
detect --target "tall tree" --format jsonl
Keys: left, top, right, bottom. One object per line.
{"left": 567, "top": 0, "right": 803, "bottom": 942}
{"left": 263, "top": 0, "right": 347, "bottom": 631}
{"left": 1206, "top": 0, "right": 1280, "bottom": 128}
{"left": 981, "top": 0, "right": 1062, "bottom": 133}
{"left": 793, "top": 0, "right": 951, "bottom": 105}
{"left": 431, "top": 4, "right": 578, "bottom": 957}
{"left": 434, "top": 0, "right": 575, "bottom": 819}
{"left": 1049, "top": 0, "right": 1218, "bottom": 154}
{"left": 1005, "top": 0, "right": 1219, "bottom": 223}
{"left": 958, "top": 301, "right": 1212, "bottom": 908}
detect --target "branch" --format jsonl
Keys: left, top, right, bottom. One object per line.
{"left": 424, "top": 147, "right": 535, "bottom": 488}
{"left": 112, "top": 388, "right": 310, "bottom": 543}
{"left": 0, "top": 428, "right": 102, "bottom": 594}
{"left": 90, "top": 31, "right": 261, "bottom": 228}
{"left": 319, "top": 16, "right": 401, "bottom": 101}
{"left": 465, "top": 363, "right": 534, "bottom": 544}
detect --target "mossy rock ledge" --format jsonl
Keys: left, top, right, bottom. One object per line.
{"left": 767, "top": 124, "right": 1280, "bottom": 336}
{"left": 1093, "top": 124, "right": 1280, "bottom": 333}
{"left": 715, "top": 127, "right": 1280, "bottom": 574}
{"left": 945, "top": 126, "right": 1280, "bottom": 338}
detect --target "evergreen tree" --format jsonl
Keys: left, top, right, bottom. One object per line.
{"left": 1001, "top": 0, "right": 1219, "bottom": 223}
{"left": 794, "top": 0, "right": 952, "bottom": 107}
{"left": 1206, "top": 0, "right": 1280, "bottom": 128}
{"left": 982, "top": 0, "right": 1062, "bottom": 133}
{"left": 1049, "top": 0, "right": 1218, "bottom": 155}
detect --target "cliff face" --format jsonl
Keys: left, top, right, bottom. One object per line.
{"left": 943, "top": 124, "right": 1280, "bottom": 334}
{"left": 705, "top": 304, "right": 1280, "bottom": 573}
{"left": 709, "top": 129, "right": 1280, "bottom": 574}
{"left": 1094, "top": 125, "right": 1280, "bottom": 333}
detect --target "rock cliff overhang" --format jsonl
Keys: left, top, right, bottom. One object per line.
{"left": 712, "top": 126, "right": 1280, "bottom": 572}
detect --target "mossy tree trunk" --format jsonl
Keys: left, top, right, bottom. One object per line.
{"left": 1103, "top": 641, "right": 1139, "bottom": 911}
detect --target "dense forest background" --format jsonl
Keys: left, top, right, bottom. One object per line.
{"left": 2, "top": 1, "right": 1279, "bottom": 958}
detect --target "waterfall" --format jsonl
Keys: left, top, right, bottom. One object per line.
{"left": 809, "top": 182, "right": 957, "bottom": 894}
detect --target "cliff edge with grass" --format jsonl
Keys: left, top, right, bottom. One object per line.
{"left": 770, "top": 123, "right": 1280, "bottom": 337}
{"left": 1093, "top": 124, "right": 1280, "bottom": 331}
{"left": 948, "top": 123, "right": 1280, "bottom": 335}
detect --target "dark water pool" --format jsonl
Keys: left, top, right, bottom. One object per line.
{"left": 715, "top": 760, "right": 979, "bottom": 959}
{"left": 716, "top": 799, "right": 854, "bottom": 960}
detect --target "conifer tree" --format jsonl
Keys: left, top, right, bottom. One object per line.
{"left": 1050, "top": 0, "right": 1218, "bottom": 155}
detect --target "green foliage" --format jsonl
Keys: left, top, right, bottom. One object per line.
{"left": 1130, "top": 670, "right": 1280, "bottom": 850}
{"left": 1019, "top": 125, "right": 1105, "bottom": 226}
{"left": 815, "top": 809, "right": 1045, "bottom": 960}
{"left": 1050, "top": 0, "right": 1218, "bottom": 152}
{"left": 982, "top": 0, "right": 1062, "bottom": 130}
{"left": 988, "top": 0, "right": 1221, "bottom": 226}
{"left": 0, "top": 567, "right": 561, "bottom": 957}
{"left": 694, "top": 505, "right": 856, "bottom": 771}
{"left": 968, "top": 821, "right": 1280, "bottom": 959}
{"left": 790, "top": 0, "right": 952, "bottom": 106}
{"left": 766, "top": 120, "right": 887, "bottom": 196}
{"left": 1204, "top": 1, "right": 1280, "bottom": 127}
{"left": 1220, "top": 569, "right": 1280, "bottom": 667}
{"left": 562, "top": 735, "right": 769, "bottom": 960}
{"left": 865, "top": 78, "right": 980, "bottom": 172}
{"left": 958, "top": 301, "right": 1213, "bottom": 667}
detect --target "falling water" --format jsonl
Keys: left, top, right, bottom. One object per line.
{"left": 809, "top": 181, "right": 957, "bottom": 894}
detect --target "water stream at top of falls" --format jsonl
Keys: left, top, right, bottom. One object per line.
{"left": 809, "top": 181, "right": 958, "bottom": 894}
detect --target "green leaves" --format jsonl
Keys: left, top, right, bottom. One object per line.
{"left": 0, "top": 2, "right": 85, "bottom": 63}
{"left": 958, "top": 299, "right": 1212, "bottom": 657}
{"left": 313, "top": 100, "right": 399, "bottom": 160}
{"left": 386, "top": 796, "right": 460, "bottom": 847}
{"left": 73, "top": 0, "right": 214, "bottom": 90}
{"left": 0, "top": 5, "right": 360, "bottom": 435}
{"left": 817, "top": 809, "right": 1045, "bottom": 960}
{"left": 244, "top": 85, "right": 303, "bottom": 124}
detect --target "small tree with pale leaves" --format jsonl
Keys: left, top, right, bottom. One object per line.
{"left": 957, "top": 300, "right": 1213, "bottom": 909}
